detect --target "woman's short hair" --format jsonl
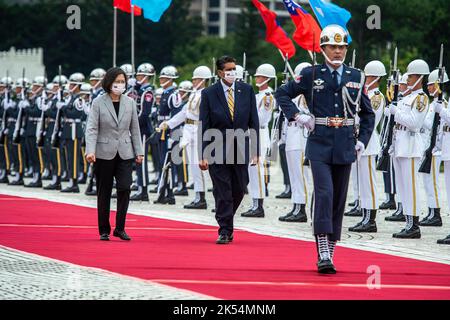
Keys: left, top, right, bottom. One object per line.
{"left": 102, "top": 67, "right": 128, "bottom": 94}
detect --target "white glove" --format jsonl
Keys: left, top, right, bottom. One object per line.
{"left": 389, "top": 104, "right": 397, "bottom": 115}
{"left": 295, "top": 114, "right": 315, "bottom": 131}
{"left": 159, "top": 121, "right": 170, "bottom": 131}
{"left": 355, "top": 140, "right": 365, "bottom": 160}
{"left": 56, "top": 101, "right": 65, "bottom": 109}
{"left": 128, "top": 78, "right": 136, "bottom": 87}
{"left": 434, "top": 102, "right": 444, "bottom": 114}
{"left": 384, "top": 106, "right": 390, "bottom": 117}
{"left": 18, "top": 100, "right": 30, "bottom": 109}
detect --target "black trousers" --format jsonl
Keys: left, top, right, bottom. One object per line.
{"left": 383, "top": 158, "right": 396, "bottom": 195}
{"left": 279, "top": 143, "right": 290, "bottom": 186}
{"left": 310, "top": 161, "right": 352, "bottom": 241}
{"left": 209, "top": 164, "right": 249, "bottom": 236}
{"left": 95, "top": 154, "right": 133, "bottom": 235}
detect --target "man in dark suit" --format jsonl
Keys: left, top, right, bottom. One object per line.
{"left": 199, "top": 55, "right": 260, "bottom": 244}
{"left": 275, "top": 25, "right": 375, "bottom": 274}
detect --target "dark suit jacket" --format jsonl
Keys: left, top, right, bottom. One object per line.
{"left": 199, "top": 80, "right": 260, "bottom": 165}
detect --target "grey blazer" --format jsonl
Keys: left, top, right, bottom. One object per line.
{"left": 85, "top": 93, "right": 143, "bottom": 160}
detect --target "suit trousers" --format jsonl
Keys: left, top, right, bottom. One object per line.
{"left": 209, "top": 164, "right": 249, "bottom": 236}
{"left": 95, "top": 153, "right": 133, "bottom": 235}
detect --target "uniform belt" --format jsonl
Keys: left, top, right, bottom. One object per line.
{"left": 64, "top": 118, "right": 81, "bottom": 123}
{"left": 158, "top": 116, "right": 170, "bottom": 121}
{"left": 444, "top": 125, "right": 450, "bottom": 133}
{"left": 315, "top": 117, "right": 354, "bottom": 128}
{"left": 185, "top": 118, "right": 199, "bottom": 125}
{"left": 287, "top": 121, "right": 302, "bottom": 127}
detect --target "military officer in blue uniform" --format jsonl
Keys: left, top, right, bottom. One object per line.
{"left": 275, "top": 25, "right": 375, "bottom": 274}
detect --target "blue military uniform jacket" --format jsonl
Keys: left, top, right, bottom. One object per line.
{"left": 275, "top": 63, "right": 375, "bottom": 165}
{"left": 61, "top": 94, "right": 85, "bottom": 140}
{"left": 136, "top": 83, "right": 154, "bottom": 137}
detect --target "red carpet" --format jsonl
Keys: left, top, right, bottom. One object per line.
{"left": 1, "top": 194, "right": 449, "bottom": 300}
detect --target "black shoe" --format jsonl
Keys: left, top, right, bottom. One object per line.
{"left": 275, "top": 190, "right": 292, "bottom": 199}
{"left": 100, "top": 234, "right": 109, "bottom": 241}
{"left": 385, "top": 213, "right": 406, "bottom": 221}
{"left": 44, "top": 182, "right": 62, "bottom": 190}
{"left": 419, "top": 208, "right": 442, "bottom": 227}
{"left": 349, "top": 221, "right": 377, "bottom": 232}
{"left": 77, "top": 175, "right": 87, "bottom": 184}
{"left": 153, "top": 196, "right": 175, "bottom": 205}
{"left": 279, "top": 205, "right": 296, "bottom": 221}
{"left": 174, "top": 188, "right": 188, "bottom": 196}
{"left": 8, "top": 178, "right": 24, "bottom": 186}
{"left": 85, "top": 189, "right": 97, "bottom": 196}
{"left": 61, "top": 185, "right": 80, "bottom": 193}
{"left": 437, "top": 234, "right": 450, "bottom": 245}
{"left": 283, "top": 204, "right": 307, "bottom": 222}
{"left": 344, "top": 206, "right": 362, "bottom": 217}
{"left": 317, "top": 259, "right": 336, "bottom": 274}
{"left": 393, "top": 227, "right": 421, "bottom": 239}
{"left": 379, "top": 199, "right": 396, "bottom": 210}
{"left": 184, "top": 200, "right": 207, "bottom": 209}
{"left": 241, "top": 207, "right": 265, "bottom": 217}
{"left": 25, "top": 180, "right": 42, "bottom": 188}
{"left": 130, "top": 191, "right": 149, "bottom": 201}
{"left": 0, "top": 176, "right": 9, "bottom": 184}
{"left": 216, "top": 234, "right": 231, "bottom": 244}
{"left": 113, "top": 230, "right": 131, "bottom": 241}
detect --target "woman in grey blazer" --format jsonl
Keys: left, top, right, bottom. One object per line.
{"left": 85, "top": 67, "right": 144, "bottom": 241}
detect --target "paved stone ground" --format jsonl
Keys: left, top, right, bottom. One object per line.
{"left": 0, "top": 160, "right": 449, "bottom": 299}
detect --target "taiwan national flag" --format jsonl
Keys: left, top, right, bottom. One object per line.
{"left": 252, "top": 0, "right": 296, "bottom": 59}
{"left": 282, "top": 0, "right": 321, "bottom": 52}
{"left": 113, "top": 0, "right": 142, "bottom": 16}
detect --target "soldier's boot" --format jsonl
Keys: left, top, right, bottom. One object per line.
{"left": 77, "top": 172, "right": 87, "bottom": 185}
{"left": 153, "top": 195, "right": 176, "bottom": 205}
{"left": 174, "top": 182, "right": 188, "bottom": 196}
{"left": 61, "top": 179, "right": 80, "bottom": 193}
{"left": 393, "top": 216, "right": 421, "bottom": 239}
{"left": 349, "top": 209, "right": 377, "bottom": 232}
{"left": 41, "top": 168, "right": 52, "bottom": 180}
{"left": 0, "top": 170, "right": 9, "bottom": 184}
{"left": 242, "top": 199, "right": 265, "bottom": 217}
{"left": 241, "top": 199, "right": 258, "bottom": 216}
{"left": 284, "top": 204, "right": 307, "bottom": 222}
{"left": 278, "top": 204, "right": 296, "bottom": 221}
{"left": 419, "top": 208, "right": 443, "bottom": 227}
{"left": 275, "top": 184, "right": 291, "bottom": 199}
{"left": 130, "top": 186, "right": 149, "bottom": 201}
{"left": 84, "top": 179, "right": 97, "bottom": 196}
{"left": 385, "top": 202, "right": 406, "bottom": 221}
{"left": 25, "top": 172, "right": 42, "bottom": 188}
{"left": 315, "top": 234, "right": 336, "bottom": 274}
{"left": 437, "top": 234, "right": 450, "bottom": 245}
{"left": 8, "top": 173, "right": 24, "bottom": 186}
{"left": 184, "top": 192, "right": 207, "bottom": 209}
{"left": 379, "top": 193, "right": 396, "bottom": 210}
{"left": 61, "top": 170, "right": 69, "bottom": 182}
{"left": 344, "top": 200, "right": 362, "bottom": 217}
{"left": 44, "top": 175, "right": 62, "bottom": 190}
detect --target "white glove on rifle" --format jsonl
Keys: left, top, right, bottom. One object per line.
{"left": 434, "top": 102, "right": 444, "bottom": 114}
{"left": 295, "top": 114, "right": 315, "bottom": 131}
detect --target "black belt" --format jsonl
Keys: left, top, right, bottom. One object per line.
{"left": 444, "top": 126, "right": 450, "bottom": 133}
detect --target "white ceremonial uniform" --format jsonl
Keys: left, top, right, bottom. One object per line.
{"left": 285, "top": 94, "right": 310, "bottom": 205}
{"left": 392, "top": 89, "right": 429, "bottom": 217}
{"left": 167, "top": 88, "right": 205, "bottom": 193}
{"left": 436, "top": 101, "right": 450, "bottom": 214}
{"left": 248, "top": 88, "right": 274, "bottom": 199}
{"left": 420, "top": 98, "right": 442, "bottom": 209}
{"left": 357, "top": 88, "right": 384, "bottom": 210}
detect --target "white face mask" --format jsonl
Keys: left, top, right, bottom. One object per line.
{"left": 111, "top": 82, "right": 126, "bottom": 95}
{"left": 224, "top": 70, "right": 237, "bottom": 84}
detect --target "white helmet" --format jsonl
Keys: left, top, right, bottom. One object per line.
{"left": 45, "top": 83, "right": 55, "bottom": 92}
{"left": 137, "top": 63, "right": 155, "bottom": 76}
{"left": 52, "top": 75, "right": 68, "bottom": 85}
{"left": 69, "top": 72, "right": 85, "bottom": 85}
{"left": 294, "top": 62, "right": 312, "bottom": 76}
{"left": 0, "top": 77, "right": 14, "bottom": 86}
{"left": 90, "top": 68, "right": 106, "bottom": 80}
{"left": 80, "top": 83, "right": 92, "bottom": 94}
{"left": 364, "top": 61, "right": 387, "bottom": 77}
{"left": 155, "top": 87, "right": 164, "bottom": 97}
{"left": 178, "top": 80, "right": 193, "bottom": 92}
{"left": 33, "top": 76, "right": 47, "bottom": 86}
{"left": 254, "top": 64, "right": 276, "bottom": 78}
{"left": 406, "top": 59, "right": 430, "bottom": 76}
{"left": 159, "top": 66, "right": 179, "bottom": 79}
{"left": 192, "top": 66, "right": 212, "bottom": 79}
{"left": 320, "top": 24, "right": 349, "bottom": 47}
{"left": 15, "top": 78, "right": 31, "bottom": 88}
{"left": 120, "top": 64, "right": 133, "bottom": 76}
{"left": 427, "top": 69, "right": 449, "bottom": 85}
{"left": 235, "top": 65, "right": 244, "bottom": 80}
{"left": 398, "top": 74, "right": 407, "bottom": 84}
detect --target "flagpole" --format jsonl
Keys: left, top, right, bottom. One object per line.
{"left": 278, "top": 49, "right": 295, "bottom": 78}
{"left": 113, "top": 7, "right": 117, "bottom": 67}
{"left": 131, "top": 4, "right": 135, "bottom": 74}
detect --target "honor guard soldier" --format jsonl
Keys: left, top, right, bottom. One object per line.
{"left": 0, "top": 76, "right": 14, "bottom": 183}
{"left": 417, "top": 69, "right": 449, "bottom": 227}
{"left": 347, "top": 61, "right": 386, "bottom": 232}
{"left": 240, "top": 64, "right": 276, "bottom": 218}
{"left": 160, "top": 66, "right": 212, "bottom": 209}
{"left": 129, "top": 62, "right": 156, "bottom": 201}
{"left": 389, "top": 59, "right": 430, "bottom": 238}
{"left": 149, "top": 87, "right": 164, "bottom": 186}
{"left": 154, "top": 65, "right": 179, "bottom": 204}
{"left": 433, "top": 74, "right": 450, "bottom": 244}
{"left": 278, "top": 62, "right": 312, "bottom": 223}
{"left": 275, "top": 25, "right": 375, "bottom": 274}
{"left": 59, "top": 72, "right": 85, "bottom": 193}
{"left": 89, "top": 68, "right": 106, "bottom": 100}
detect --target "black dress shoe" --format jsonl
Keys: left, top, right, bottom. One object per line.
{"left": 153, "top": 196, "right": 175, "bottom": 205}
{"left": 317, "top": 259, "right": 336, "bottom": 274}
{"left": 44, "top": 182, "right": 62, "bottom": 190}
{"left": 61, "top": 185, "right": 80, "bottom": 193}
{"left": 437, "top": 234, "right": 450, "bottom": 245}
{"left": 216, "top": 234, "right": 231, "bottom": 244}
{"left": 184, "top": 200, "right": 207, "bottom": 209}
{"left": 25, "top": 180, "right": 42, "bottom": 188}
{"left": 385, "top": 212, "right": 406, "bottom": 221}
{"left": 100, "top": 234, "right": 110, "bottom": 241}
{"left": 241, "top": 208, "right": 265, "bottom": 217}
{"left": 393, "top": 227, "right": 421, "bottom": 239}
{"left": 379, "top": 199, "right": 396, "bottom": 210}
{"left": 173, "top": 188, "right": 188, "bottom": 196}
{"left": 113, "top": 230, "right": 131, "bottom": 241}
{"left": 284, "top": 212, "right": 307, "bottom": 222}
{"left": 77, "top": 175, "right": 87, "bottom": 184}
{"left": 130, "top": 191, "right": 149, "bottom": 201}
{"left": 349, "top": 221, "right": 377, "bottom": 232}
{"left": 275, "top": 190, "right": 292, "bottom": 199}
{"left": 419, "top": 208, "right": 442, "bottom": 227}
{"left": 0, "top": 176, "right": 9, "bottom": 184}
{"left": 8, "top": 179, "right": 24, "bottom": 186}
{"left": 85, "top": 189, "right": 97, "bottom": 196}
{"left": 344, "top": 207, "right": 362, "bottom": 217}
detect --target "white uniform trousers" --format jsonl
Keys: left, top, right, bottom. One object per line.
{"left": 248, "top": 161, "right": 266, "bottom": 199}
{"left": 350, "top": 162, "right": 359, "bottom": 202}
{"left": 286, "top": 149, "right": 309, "bottom": 204}
{"left": 393, "top": 157, "right": 421, "bottom": 217}
{"left": 420, "top": 155, "right": 442, "bottom": 209}
{"left": 181, "top": 124, "right": 205, "bottom": 192}
{"left": 357, "top": 155, "right": 378, "bottom": 210}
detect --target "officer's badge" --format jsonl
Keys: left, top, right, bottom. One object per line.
{"left": 144, "top": 92, "right": 153, "bottom": 102}
{"left": 345, "top": 82, "right": 361, "bottom": 89}
{"left": 414, "top": 94, "right": 428, "bottom": 113}
{"left": 313, "top": 78, "right": 324, "bottom": 90}
{"left": 370, "top": 94, "right": 382, "bottom": 110}
{"left": 314, "top": 79, "right": 324, "bottom": 86}
{"left": 334, "top": 33, "right": 342, "bottom": 43}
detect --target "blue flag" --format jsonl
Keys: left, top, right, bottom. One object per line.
{"left": 131, "top": 0, "right": 172, "bottom": 22}
{"left": 308, "top": 0, "right": 352, "bottom": 43}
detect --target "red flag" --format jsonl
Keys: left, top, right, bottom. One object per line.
{"left": 283, "top": 0, "right": 321, "bottom": 52}
{"left": 113, "top": 0, "right": 142, "bottom": 16}
{"left": 251, "top": 0, "right": 296, "bottom": 59}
